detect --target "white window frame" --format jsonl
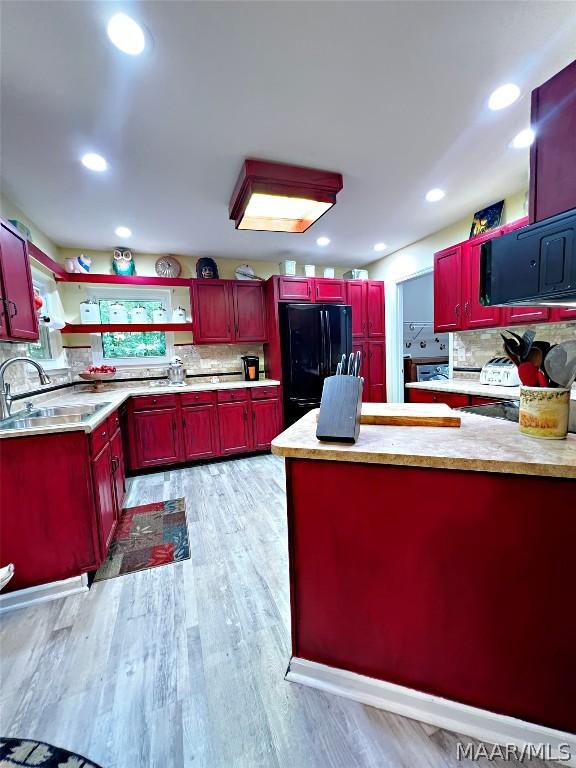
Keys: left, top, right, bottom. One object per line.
{"left": 88, "top": 287, "right": 174, "bottom": 367}
{"left": 28, "top": 269, "right": 68, "bottom": 371}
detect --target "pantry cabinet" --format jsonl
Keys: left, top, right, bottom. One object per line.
{"left": 0, "top": 219, "right": 38, "bottom": 341}
{"left": 345, "top": 280, "right": 385, "bottom": 339}
{"left": 191, "top": 279, "right": 267, "bottom": 344}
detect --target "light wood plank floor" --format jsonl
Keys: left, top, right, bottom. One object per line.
{"left": 0, "top": 454, "right": 553, "bottom": 767}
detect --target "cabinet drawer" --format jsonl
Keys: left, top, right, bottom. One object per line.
{"left": 251, "top": 386, "right": 279, "bottom": 400}
{"left": 90, "top": 419, "right": 110, "bottom": 456}
{"left": 181, "top": 390, "right": 216, "bottom": 406}
{"left": 408, "top": 389, "right": 470, "bottom": 407}
{"left": 107, "top": 410, "right": 121, "bottom": 435}
{"left": 278, "top": 277, "right": 312, "bottom": 301}
{"left": 131, "top": 394, "right": 178, "bottom": 411}
{"left": 470, "top": 396, "right": 507, "bottom": 406}
{"left": 217, "top": 388, "right": 248, "bottom": 403}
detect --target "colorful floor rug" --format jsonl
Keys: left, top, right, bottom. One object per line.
{"left": 93, "top": 498, "right": 189, "bottom": 582}
{"left": 0, "top": 738, "right": 102, "bottom": 767}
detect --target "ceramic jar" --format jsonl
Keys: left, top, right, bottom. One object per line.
{"left": 80, "top": 299, "right": 100, "bottom": 324}
{"left": 109, "top": 302, "right": 128, "bottom": 323}
{"left": 519, "top": 386, "right": 571, "bottom": 439}
{"left": 171, "top": 306, "right": 187, "bottom": 323}
{"left": 128, "top": 305, "right": 148, "bottom": 324}
{"left": 152, "top": 306, "right": 168, "bottom": 323}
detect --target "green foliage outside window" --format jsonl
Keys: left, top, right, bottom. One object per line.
{"left": 28, "top": 326, "right": 52, "bottom": 360}
{"left": 99, "top": 299, "right": 167, "bottom": 359}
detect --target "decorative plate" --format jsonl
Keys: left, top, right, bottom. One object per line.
{"left": 155, "top": 255, "right": 182, "bottom": 278}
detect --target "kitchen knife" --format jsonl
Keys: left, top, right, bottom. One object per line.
{"left": 336, "top": 362, "right": 342, "bottom": 375}
{"left": 354, "top": 350, "right": 361, "bottom": 377}
{"left": 340, "top": 354, "right": 347, "bottom": 375}
{"left": 347, "top": 353, "right": 354, "bottom": 376}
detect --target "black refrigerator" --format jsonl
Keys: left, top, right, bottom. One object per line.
{"left": 279, "top": 303, "right": 352, "bottom": 426}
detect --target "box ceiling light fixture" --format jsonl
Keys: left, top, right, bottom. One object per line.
{"left": 229, "top": 159, "right": 343, "bottom": 233}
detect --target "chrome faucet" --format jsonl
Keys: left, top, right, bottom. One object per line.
{"left": 0, "top": 357, "right": 51, "bottom": 420}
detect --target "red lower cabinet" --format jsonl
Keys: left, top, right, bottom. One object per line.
{"left": 109, "top": 427, "right": 126, "bottom": 514}
{"left": 218, "top": 400, "right": 251, "bottom": 455}
{"left": 367, "top": 341, "right": 386, "bottom": 403}
{"left": 408, "top": 389, "right": 470, "bottom": 408}
{"left": 131, "top": 407, "right": 181, "bottom": 468}
{"left": 91, "top": 442, "right": 117, "bottom": 558}
{"left": 251, "top": 398, "right": 280, "bottom": 449}
{"left": 182, "top": 404, "right": 219, "bottom": 460}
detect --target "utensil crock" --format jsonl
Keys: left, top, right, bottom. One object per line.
{"left": 519, "top": 386, "right": 570, "bottom": 439}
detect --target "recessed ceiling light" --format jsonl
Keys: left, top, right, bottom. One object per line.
{"left": 373, "top": 242, "right": 387, "bottom": 252}
{"left": 81, "top": 152, "right": 108, "bottom": 172}
{"left": 107, "top": 13, "right": 146, "bottom": 55}
{"left": 511, "top": 128, "right": 535, "bottom": 149}
{"left": 115, "top": 226, "right": 132, "bottom": 238}
{"left": 488, "top": 83, "right": 520, "bottom": 111}
{"left": 425, "top": 188, "right": 445, "bottom": 203}
{"left": 316, "top": 236, "right": 330, "bottom": 247}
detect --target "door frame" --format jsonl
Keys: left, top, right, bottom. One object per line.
{"left": 392, "top": 267, "right": 453, "bottom": 403}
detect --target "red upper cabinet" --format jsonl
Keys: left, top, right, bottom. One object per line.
{"left": 192, "top": 279, "right": 267, "bottom": 343}
{"left": 550, "top": 307, "right": 576, "bottom": 322}
{"left": 191, "top": 280, "right": 233, "bottom": 343}
{"left": 434, "top": 245, "right": 462, "bottom": 331}
{"left": 529, "top": 59, "right": 576, "bottom": 224}
{"left": 232, "top": 282, "right": 267, "bottom": 342}
{"left": 0, "top": 219, "right": 39, "bottom": 341}
{"left": 366, "top": 281, "right": 385, "bottom": 338}
{"left": 462, "top": 231, "right": 503, "bottom": 329}
{"left": 313, "top": 278, "right": 346, "bottom": 303}
{"left": 278, "top": 277, "right": 312, "bottom": 302}
{"left": 346, "top": 281, "right": 367, "bottom": 338}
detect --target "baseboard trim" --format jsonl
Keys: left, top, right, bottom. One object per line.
{"left": 286, "top": 657, "right": 576, "bottom": 765}
{"left": 0, "top": 573, "right": 88, "bottom": 613}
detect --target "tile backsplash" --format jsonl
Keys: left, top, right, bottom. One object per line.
{"left": 0, "top": 342, "right": 71, "bottom": 394}
{"left": 453, "top": 322, "right": 576, "bottom": 371}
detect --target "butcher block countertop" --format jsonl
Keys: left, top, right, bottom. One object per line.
{"left": 0, "top": 378, "right": 280, "bottom": 439}
{"left": 406, "top": 377, "right": 576, "bottom": 401}
{"left": 271, "top": 408, "right": 576, "bottom": 479}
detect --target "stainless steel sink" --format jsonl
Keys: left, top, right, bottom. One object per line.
{"left": 0, "top": 401, "right": 111, "bottom": 431}
{"left": 8, "top": 414, "right": 86, "bottom": 428}
{"left": 33, "top": 404, "right": 99, "bottom": 417}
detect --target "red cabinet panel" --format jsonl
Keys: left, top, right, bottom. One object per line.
{"left": 251, "top": 398, "right": 280, "bottom": 450}
{"left": 131, "top": 393, "right": 178, "bottom": 411}
{"left": 218, "top": 400, "right": 251, "bottom": 455}
{"left": 181, "top": 390, "right": 216, "bottom": 406}
{"left": 367, "top": 341, "right": 386, "bottom": 403}
{"left": 550, "top": 307, "right": 576, "bottom": 321}
{"left": 278, "top": 277, "right": 312, "bottom": 301}
{"left": 434, "top": 245, "right": 462, "bottom": 331}
{"left": 347, "top": 281, "right": 367, "bottom": 338}
{"left": 502, "top": 306, "right": 550, "bottom": 325}
{"left": 217, "top": 387, "right": 248, "bottom": 403}
{"left": 529, "top": 59, "right": 576, "bottom": 223}
{"left": 462, "top": 231, "right": 503, "bottom": 329}
{"left": 133, "top": 407, "right": 181, "bottom": 467}
{"left": 0, "top": 219, "right": 38, "bottom": 341}
{"left": 192, "top": 280, "right": 233, "bottom": 343}
{"left": 109, "top": 428, "right": 125, "bottom": 515}
{"left": 182, "top": 405, "right": 219, "bottom": 460}
{"left": 314, "top": 278, "right": 346, "bottom": 303}
{"left": 233, "top": 282, "right": 267, "bottom": 342}
{"left": 367, "top": 281, "right": 385, "bottom": 338}
{"left": 89, "top": 420, "right": 110, "bottom": 457}
{"left": 92, "top": 443, "right": 117, "bottom": 559}
{"left": 408, "top": 389, "right": 469, "bottom": 407}
{"left": 251, "top": 385, "right": 280, "bottom": 400}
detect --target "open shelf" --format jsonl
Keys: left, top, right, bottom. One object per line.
{"left": 56, "top": 273, "right": 191, "bottom": 287}
{"left": 62, "top": 323, "right": 193, "bottom": 333}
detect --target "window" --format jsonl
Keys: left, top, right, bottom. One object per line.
{"left": 27, "top": 271, "right": 67, "bottom": 370}
{"left": 90, "top": 290, "right": 173, "bottom": 367}
{"left": 28, "top": 325, "right": 52, "bottom": 360}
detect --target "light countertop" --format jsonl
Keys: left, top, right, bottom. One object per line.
{"left": 406, "top": 378, "right": 576, "bottom": 401}
{"left": 0, "top": 378, "right": 280, "bottom": 439}
{"left": 271, "top": 408, "right": 576, "bottom": 479}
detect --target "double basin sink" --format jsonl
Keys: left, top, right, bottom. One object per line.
{"left": 0, "top": 402, "right": 110, "bottom": 431}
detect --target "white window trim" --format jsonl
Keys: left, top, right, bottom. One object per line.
{"left": 88, "top": 287, "right": 174, "bottom": 367}
{"left": 29, "top": 269, "right": 68, "bottom": 371}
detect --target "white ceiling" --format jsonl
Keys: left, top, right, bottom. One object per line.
{"left": 1, "top": 1, "right": 575, "bottom": 266}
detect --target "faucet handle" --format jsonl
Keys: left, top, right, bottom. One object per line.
{"left": 24, "top": 401, "right": 35, "bottom": 413}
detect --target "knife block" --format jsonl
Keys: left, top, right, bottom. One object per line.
{"left": 316, "top": 375, "right": 363, "bottom": 443}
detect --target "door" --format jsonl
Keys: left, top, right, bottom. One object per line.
{"left": 434, "top": 245, "right": 462, "bottom": 331}
{"left": 367, "top": 281, "right": 385, "bottom": 338}
{"left": 323, "top": 304, "right": 352, "bottom": 376}
{"left": 367, "top": 341, "right": 386, "bottom": 403}
{"left": 347, "top": 281, "right": 367, "bottom": 338}
{"left": 133, "top": 408, "right": 181, "bottom": 467}
{"left": 352, "top": 340, "right": 368, "bottom": 400}
{"left": 192, "top": 280, "right": 233, "bottom": 343}
{"left": 92, "top": 443, "right": 116, "bottom": 558}
{"left": 313, "top": 278, "right": 346, "bottom": 303}
{"left": 218, "top": 401, "right": 251, "bottom": 454}
{"left": 463, "top": 231, "right": 503, "bottom": 329}
{"left": 109, "top": 428, "right": 125, "bottom": 516}
{"left": 233, "top": 282, "right": 267, "bottom": 342}
{"left": 279, "top": 304, "right": 324, "bottom": 403}
{"left": 251, "top": 399, "right": 280, "bottom": 450}
{"left": 278, "top": 277, "right": 312, "bottom": 302}
{"left": 0, "top": 220, "right": 38, "bottom": 340}
{"left": 182, "top": 405, "right": 219, "bottom": 460}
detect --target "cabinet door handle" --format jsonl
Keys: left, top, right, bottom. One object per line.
{"left": 152, "top": 398, "right": 158, "bottom": 404}
{"left": 172, "top": 419, "right": 176, "bottom": 432}
{"left": 315, "top": 285, "right": 319, "bottom": 299}
{"left": 455, "top": 303, "right": 461, "bottom": 317}
{"left": 8, "top": 300, "right": 17, "bottom": 318}
{"left": 307, "top": 283, "right": 311, "bottom": 297}
{"left": 243, "top": 408, "right": 248, "bottom": 421}
{"left": 464, "top": 301, "right": 470, "bottom": 317}
{"left": 101, "top": 430, "right": 107, "bottom": 438}
{"left": 235, "top": 324, "right": 239, "bottom": 334}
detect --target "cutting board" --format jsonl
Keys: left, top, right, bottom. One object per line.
{"left": 359, "top": 402, "right": 461, "bottom": 427}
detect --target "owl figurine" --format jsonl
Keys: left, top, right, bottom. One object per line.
{"left": 112, "top": 247, "right": 136, "bottom": 276}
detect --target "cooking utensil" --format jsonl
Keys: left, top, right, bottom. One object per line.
{"left": 526, "top": 340, "right": 552, "bottom": 370}
{"left": 517, "top": 362, "right": 540, "bottom": 387}
{"left": 544, "top": 341, "right": 576, "bottom": 388}
{"left": 501, "top": 334, "right": 521, "bottom": 366}
{"left": 340, "top": 354, "right": 347, "bottom": 374}
{"left": 537, "top": 370, "right": 549, "bottom": 388}
{"left": 347, "top": 353, "right": 354, "bottom": 376}
{"left": 353, "top": 350, "right": 361, "bottom": 377}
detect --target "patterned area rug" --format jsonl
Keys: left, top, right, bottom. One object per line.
{"left": 0, "top": 738, "right": 102, "bottom": 767}
{"left": 93, "top": 498, "right": 189, "bottom": 582}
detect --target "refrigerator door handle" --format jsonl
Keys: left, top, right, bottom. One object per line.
{"left": 324, "top": 309, "right": 332, "bottom": 375}
{"left": 319, "top": 307, "right": 326, "bottom": 378}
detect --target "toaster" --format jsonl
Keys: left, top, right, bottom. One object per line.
{"left": 480, "top": 357, "right": 520, "bottom": 386}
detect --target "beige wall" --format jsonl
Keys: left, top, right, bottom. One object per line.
{"left": 0, "top": 192, "right": 59, "bottom": 263}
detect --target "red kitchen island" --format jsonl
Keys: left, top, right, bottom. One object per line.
{"left": 271, "top": 410, "right": 576, "bottom": 756}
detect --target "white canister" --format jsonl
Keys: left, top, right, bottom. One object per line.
{"left": 80, "top": 299, "right": 100, "bottom": 324}
{"left": 323, "top": 267, "right": 335, "bottom": 278}
{"left": 129, "top": 305, "right": 148, "bottom": 324}
{"left": 171, "top": 306, "right": 187, "bottom": 323}
{"left": 304, "top": 264, "right": 316, "bottom": 277}
{"left": 280, "top": 260, "right": 297, "bottom": 276}
{"left": 152, "top": 306, "right": 168, "bottom": 324}
{"left": 109, "top": 302, "right": 128, "bottom": 323}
